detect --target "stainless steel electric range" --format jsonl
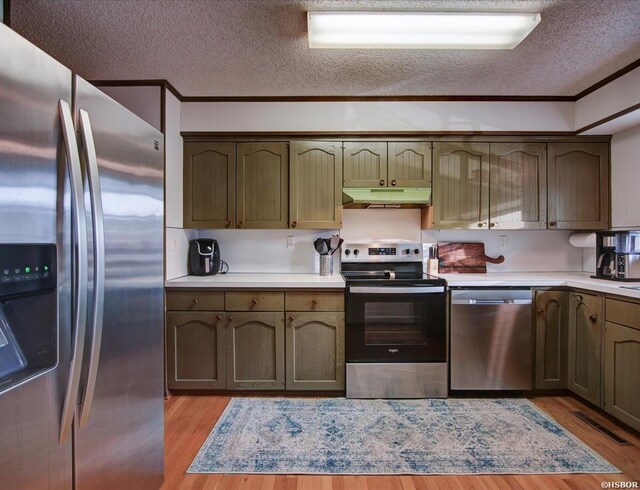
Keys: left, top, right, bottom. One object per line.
{"left": 341, "top": 242, "right": 447, "bottom": 398}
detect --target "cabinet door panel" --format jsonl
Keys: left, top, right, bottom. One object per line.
{"left": 490, "top": 143, "right": 546, "bottom": 230}
{"left": 343, "top": 142, "right": 387, "bottom": 188}
{"left": 286, "top": 312, "right": 345, "bottom": 390}
{"left": 226, "top": 312, "right": 285, "bottom": 390}
{"left": 535, "top": 290, "right": 568, "bottom": 389}
{"left": 604, "top": 321, "right": 640, "bottom": 432}
{"left": 290, "top": 141, "right": 342, "bottom": 229}
{"left": 236, "top": 142, "right": 288, "bottom": 229}
{"left": 432, "top": 142, "right": 490, "bottom": 229}
{"left": 183, "top": 142, "right": 235, "bottom": 229}
{"left": 568, "top": 291, "right": 602, "bottom": 406}
{"left": 166, "top": 311, "right": 225, "bottom": 390}
{"left": 388, "top": 142, "right": 431, "bottom": 188}
{"left": 548, "top": 143, "right": 609, "bottom": 230}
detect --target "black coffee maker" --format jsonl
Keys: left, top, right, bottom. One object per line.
{"left": 188, "top": 239, "right": 224, "bottom": 276}
{"left": 593, "top": 232, "right": 617, "bottom": 279}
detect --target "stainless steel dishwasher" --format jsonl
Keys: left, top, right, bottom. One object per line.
{"left": 450, "top": 288, "right": 533, "bottom": 390}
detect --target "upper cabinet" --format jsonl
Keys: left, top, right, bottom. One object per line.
{"left": 343, "top": 142, "right": 387, "bottom": 187}
{"left": 548, "top": 143, "right": 609, "bottom": 230}
{"left": 432, "top": 142, "right": 490, "bottom": 229}
{"left": 236, "top": 142, "right": 289, "bottom": 229}
{"left": 388, "top": 142, "right": 432, "bottom": 188}
{"left": 183, "top": 142, "right": 235, "bottom": 229}
{"left": 343, "top": 141, "right": 431, "bottom": 188}
{"left": 290, "top": 141, "right": 343, "bottom": 229}
{"left": 489, "top": 143, "right": 547, "bottom": 230}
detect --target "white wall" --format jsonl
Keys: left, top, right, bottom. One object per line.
{"left": 98, "top": 85, "right": 162, "bottom": 132}
{"left": 611, "top": 124, "right": 640, "bottom": 229}
{"left": 196, "top": 229, "right": 338, "bottom": 274}
{"left": 181, "top": 101, "right": 574, "bottom": 132}
{"left": 574, "top": 66, "right": 640, "bottom": 130}
{"left": 165, "top": 91, "right": 183, "bottom": 228}
{"left": 341, "top": 208, "right": 582, "bottom": 272}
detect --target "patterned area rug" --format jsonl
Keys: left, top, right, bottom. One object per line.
{"left": 188, "top": 398, "right": 619, "bottom": 475}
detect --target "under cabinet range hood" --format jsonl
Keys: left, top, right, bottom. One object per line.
{"left": 342, "top": 187, "right": 431, "bottom": 208}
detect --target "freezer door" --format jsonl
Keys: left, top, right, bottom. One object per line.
{"left": 0, "top": 24, "right": 74, "bottom": 490}
{"left": 73, "top": 76, "right": 165, "bottom": 490}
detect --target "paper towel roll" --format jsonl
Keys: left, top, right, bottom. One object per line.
{"left": 569, "top": 232, "right": 597, "bottom": 248}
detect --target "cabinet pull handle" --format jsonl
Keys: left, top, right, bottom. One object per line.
{"left": 226, "top": 221, "right": 232, "bottom": 228}
{"left": 192, "top": 298, "right": 199, "bottom": 305}
{"left": 312, "top": 299, "right": 318, "bottom": 306}
{"left": 549, "top": 221, "right": 557, "bottom": 227}
{"left": 589, "top": 315, "right": 597, "bottom": 323}
{"left": 379, "top": 179, "right": 385, "bottom": 186}
{"left": 391, "top": 180, "right": 397, "bottom": 186}
{"left": 238, "top": 221, "right": 244, "bottom": 228}
{"left": 251, "top": 299, "right": 258, "bottom": 305}
{"left": 291, "top": 221, "right": 297, "bottom": 228}
{"left": 228, "top": 316, "right": 233, "bottom": 322}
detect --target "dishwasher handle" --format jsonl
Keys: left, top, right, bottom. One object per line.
{"left": 451, "top": 299, "right": 532, "bottom": 305}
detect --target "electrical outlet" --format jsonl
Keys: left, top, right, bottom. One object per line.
{"left": 499, "top": 235, "right": 507, "bottom": 250}
{"left": 171, "top": 238, "right": 177, "bottom": 252}
{"left": 287, "top": 236, "right": 295, "bottom": 249}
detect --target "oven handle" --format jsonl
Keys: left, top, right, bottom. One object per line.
{"left": 349, "top": 286, "right": 445, "bottom": 294}
{"left": 451, "top": 299, "right": 532, "bottom": 305}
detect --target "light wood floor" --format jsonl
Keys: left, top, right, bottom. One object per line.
{"left": 162, "top": 395, "right": 640, "bottom": 489}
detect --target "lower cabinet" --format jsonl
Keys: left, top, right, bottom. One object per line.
{"left": 226, "top": 312, "right": 286, "bottom": 390}
{"left": 285, "top": 312, "right": 345, "bottom": 391}
{"left": 603, "top": 297, "right": 640, "bottom": 432}
{"left": 166, "top": 311, "right": 226, "bottom": 390}
{"left": 567, "top": 291, "right": 603, "bottom": 406}
{"left": 166, "top": 289, "right": 345, "bottom": 392}
{"left": 534, "top": 290, "right": 568, "bottom": 389}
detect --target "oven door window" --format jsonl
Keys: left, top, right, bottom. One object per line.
{"left": 364, "top": 301, "right": 427, "bottom": 345}
{"left": 346, "top": 291, "right": 446, "bottom": 362}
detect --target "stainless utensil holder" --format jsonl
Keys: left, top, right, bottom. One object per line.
{"left": 319, "top": 255, "right": 333, "bottom": 276}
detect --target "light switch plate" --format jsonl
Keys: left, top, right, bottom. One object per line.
{"left": 287, "top": 236, "right": 295, "bottom": 248}
{"left": 499, "top": 235, "right": 507, "bottom": 250}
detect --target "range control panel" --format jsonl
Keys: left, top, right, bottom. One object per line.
{"left": 0, "top": 244, "right": 56, "bottom": 298}
{"left": 341, "top": 243, "right": 423, "bottom": 262}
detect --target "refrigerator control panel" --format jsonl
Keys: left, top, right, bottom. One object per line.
{"left": 0, "top": 244, "right": 56, "bottom": 298}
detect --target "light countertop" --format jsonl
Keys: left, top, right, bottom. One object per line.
{"left": 165, "top": 273, "right": 345, "bottom": 289}
{"left": 165, "top": 271, "right": 640, "bottom": 299}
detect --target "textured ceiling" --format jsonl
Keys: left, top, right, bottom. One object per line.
{"left": 9, "top": 0, "right": 640, "bottom": 97}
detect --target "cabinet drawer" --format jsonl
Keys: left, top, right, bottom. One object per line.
{"left": 606, "top": 298, "right": 640, "bottom": 331}
{"left": 225, "top": 291, "right": 284, "bottom": 311}
{"left": 285, "top": 291, "right": 344, "bottom": 312}
{"left": 166, "top": 290, "right": 225, "bottom": 311}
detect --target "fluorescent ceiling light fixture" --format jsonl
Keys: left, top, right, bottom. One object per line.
{"left": 307, "top": 11, "right": 541, "bottom": 49}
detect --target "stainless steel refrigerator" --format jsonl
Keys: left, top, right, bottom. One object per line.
{"left": 0, "top": 24, "right": 164, "bottom": 489}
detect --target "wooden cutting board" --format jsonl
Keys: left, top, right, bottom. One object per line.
{"left": 437, "top": 242, "right": 505, "bottom": 273}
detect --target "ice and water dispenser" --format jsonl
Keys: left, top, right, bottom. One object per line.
{"left": 0, "top": 244, "right": 57, "bottom": 393}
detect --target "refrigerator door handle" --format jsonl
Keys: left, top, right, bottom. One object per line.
{"left": 77, "top": 110, "right": 105, "bottom": 428}
{"left": 58, "top": 99, "right": 89, "bottom": 444}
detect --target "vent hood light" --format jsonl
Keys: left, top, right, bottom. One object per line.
{"left": 307, "top": 12, "right": 541, "bottom": 49}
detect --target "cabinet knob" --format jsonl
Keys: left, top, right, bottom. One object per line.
{"left": 291, "top": 221, "right": 297, "bottom": 228}
{"left": 288, "top": 316, "right": 294, "bottom": 322}
{"left": 477, "top": 222, "right": 484, "bottom": 228}
{"left": 238, "top": 221, "right": 244, "bottom": 228}
{"left": 228, "top": 316, "right": 233, "bottom": 322}
{"left": 379, "top": 179, "right": 385, "bottom": 186}
{"left": 391, "top": 180, "right": 397, "bottom": 186}
{"left": 312, "top": 299, "right": 318, "bottom": 306}
{"left": 589, "top": 315, "right": 597, "bottom": 323}
{"left": 216, "top": 315, "right": 222, "bottom": 321}
{"left": 192, "top": 298, "right": 199, "bottom": 305}
{"left": 537, "top": 309, "right": 544, "bottom": 315}
{"left": 549, "top": 221, "right": 557, "bottom": 227}
{"left": 251, "top": 298, "right": 258, "bottom": 305}
{"left": 490, "top": 222, "right": 498, "bottom": 228}
{"left": 226, "top": 221, "right": 232, "bottom": 228}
